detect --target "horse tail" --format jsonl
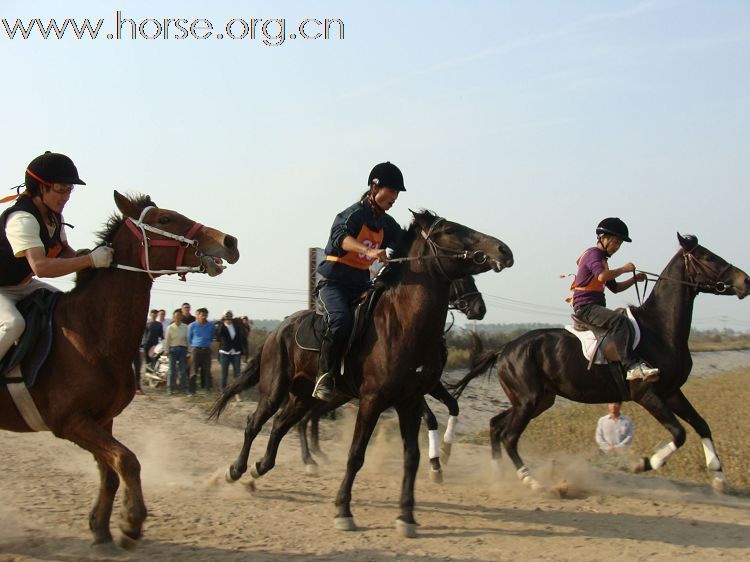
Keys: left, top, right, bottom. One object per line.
{"left": 448, "top": 345, "right": 504, "bottom": 399}
{"left": 207, "top": 345, "right": 263, "bottom": 421}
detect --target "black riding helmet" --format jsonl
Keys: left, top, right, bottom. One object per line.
{"left": 367, "top": 161, "right": 405, "bottom": 192}
{"left": 596, "top": 217, "right": 631, "bottom": 242}
{"left": 25, "top": 151, "right": 86, "bottom": 188}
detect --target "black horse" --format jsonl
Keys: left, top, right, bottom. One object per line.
{"left": 452, "top": 234, "right": 748, "bottom": 492}
{"left": 209, "top": 211, "right": 512, "bottom": 536}
{"left": 297, "top": 275, "right": 487, "bottom": 483}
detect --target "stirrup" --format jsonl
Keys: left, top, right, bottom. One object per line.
{"left": 312, "top": 372, "right": 334, "bottom": 401}
{"left": 626, "top": 362, "right": 659, "bottom": 382}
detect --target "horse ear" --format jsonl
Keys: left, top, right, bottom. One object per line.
{"left": 677, "top": 232, "right": 698, "bottom": 251}
{"left": 114, "top": 190, "right": 141, "bottom": 219}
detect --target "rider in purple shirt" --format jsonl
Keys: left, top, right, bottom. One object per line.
{"left": 570, "top": 217, "right": 658, "bottom": 382}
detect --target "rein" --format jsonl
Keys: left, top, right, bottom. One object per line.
{"left": 634, "top": 248, "right": 735, "bottom": 303}
{"left": 114, "top": 206, "right": 208, "bottom": 280}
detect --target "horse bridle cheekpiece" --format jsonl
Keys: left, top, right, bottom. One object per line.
{"left": 116, "top": 205, "right": 206, "bottom": 280}
{"left": 415, "top": 216, "right": 491, "bottom": 281}
{"left": 682, "top": 245, "right": 733, "bottom": 294}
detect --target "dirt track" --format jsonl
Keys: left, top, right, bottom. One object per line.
{"left": 2, "top": 378, "right": 750, "bottom": 562}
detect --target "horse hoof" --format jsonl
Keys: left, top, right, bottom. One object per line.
{"left": 250, "top": 465, "right": 261, "bottom": 479}
{"left": 633, "top": 457, "right": 650, "bottom": 473}
{"left": 334, "top": 517, "right": 357, "bottom": 531}
{"left": 118, "top": 534, "right": 139, "bottom": 551}
{"left": 395, "top": 518, "right": 418, "bottom": 538}
{"left": 711, "top": 472, "right": 727, "bottom": 494}
{"left": 440, "top": 442, "right": 452, "bottom": 466}
{"left": 305, "top": 463, "right": 318, "bottom": 476}
{"left": 429, "top": 468, "right": 443, "bottom": 484}
{"left": 225, "top": 467, "right": 239, "bottom": 483}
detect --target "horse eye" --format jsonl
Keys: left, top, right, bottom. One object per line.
{"left": 158, "top": 216, "right": 170, "bottom": 225}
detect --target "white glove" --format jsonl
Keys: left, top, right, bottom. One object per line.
{"left": 89, "top": 246, "right": 114, "bottom": 268}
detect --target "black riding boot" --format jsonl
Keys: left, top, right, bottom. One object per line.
{"left": 312, "top": 332, "right": 344, "bottom": 401}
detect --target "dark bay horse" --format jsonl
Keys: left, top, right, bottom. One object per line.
{"left": 451, "top": 234, "right": 748, "bottom": 493}
{"left": 209, "top": 210, "right": 512, "bottom": 537}
{"left": 0, "top": 192, "right": 239, "bottom": 547}
{"left": 296, "top": 274, "right": 487, "bottom": 482}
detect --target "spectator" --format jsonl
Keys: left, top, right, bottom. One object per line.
{"left": 158, "top": 309, "right": 169, "bottom": 335}
{"left": 164, "top": 308, "right": 189, "bottom": 396}
{"left": 240, "top": 315, "right": 253, "bottom": 360}
{"left": 181, "top": 302, "right": 196, "bottom": 325}
{"left": 216, "top": 309, "right": 246, "bottom": 390}
{"left": 595, "top": 402, "right": 633, "bottom": 453}
{"left": 188, "top": 307, "right": 214, "bottom": 391}
{"left": 144, "top": 308, "right": 164, "bottom": 357}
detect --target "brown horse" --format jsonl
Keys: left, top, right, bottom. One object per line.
{"left": 451, "top": 234, "right": 748, "bottom": 493}
{"left": 0, "top": 191, "right": 239, "bottom": 547}
{"left": 209, "top": 210, "right": 512, "bottom": 537}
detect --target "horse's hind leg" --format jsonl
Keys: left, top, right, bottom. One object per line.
{"left": 665, "top": 390, "right": 725, "bottom": 491}
{"left": 428, "top": 382, "right": 459, "bottom": 465}
{"left": 227, "top": 391, "right": 286, "bottom": 482}
{"left": 297, "top": 411, "right": 317, "bottom": 472}
{"left": 253, "top": 396, "right": 311, "bottom": 480}
{"left": 64, "top": 418, "right": 147, "bottom": 546}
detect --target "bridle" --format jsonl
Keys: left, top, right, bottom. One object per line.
{"left": 115, "top": 205, "right": 209, "bottom": 280}
{"left": 634, "top": 247, "right": 735, "bottom": 304}
{"left": 449, "top": 288, "right": 482, "bottom": 316}
{"left": 388, "top": 216, "right": 494, "bottom": 281}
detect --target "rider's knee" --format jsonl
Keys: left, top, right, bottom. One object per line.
{"left": 1, "top": 314, "right": 25, "bottom": 341}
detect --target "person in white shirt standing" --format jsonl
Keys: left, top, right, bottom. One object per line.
{"left": 595, "top": 402, "right": 634, "bottom": 453}
{"left": 0, "top": 151, "right": 113, "bottom": 362}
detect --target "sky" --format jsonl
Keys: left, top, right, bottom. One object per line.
{"left": 1, "top": 0, "right": 748, "bottom": 331}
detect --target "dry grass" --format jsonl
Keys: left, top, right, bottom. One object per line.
{"left": 467, "top": 368, "right": 750, "bottom": 493}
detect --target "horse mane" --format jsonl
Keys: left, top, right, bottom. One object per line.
{"left": 72, "top": 193, "right": 156, "bottom": 289}
{"left": 95, "top": 193, "right": 156, "bottom": 245}
{"left": 375, "top": 209, "right": 438, "bottom": 289}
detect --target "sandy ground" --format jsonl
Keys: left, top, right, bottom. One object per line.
{"left": 1, "top": 351, "right": 750, "bottom": 561}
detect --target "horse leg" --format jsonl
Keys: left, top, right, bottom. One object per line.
{"left": 62, "top": 417, "right": 147, "bottom": 547}
{"left": 395, "top": 398, "right": 423, "bottom": 537}
{"left": 334, "top": 397, "right": 384, "bottom": 531}
{"left": 633, "top": 388, "right": 686, "bottom": 474}
{"left": 496, "top": 391, "right": 555, "bottom": 491}
{"left": 297, "top": 411, "right": 318, "bottom": 474}
{"left": 421, "top": 399, "right": 442, "bottom": 483}
{"left": 309, "top": 395, "right": 346, "bottom": 462}
{"left": 227, "top": 391, "right": 286, "bottom": 482}
{"left": 428, "top": 382, "right": 459, "bottom": 465}
{"left": 665, "top": 389, "right": 726, "bottom": 492}
{"left": 252, "top": 396, "right": 311, "bottom": 482}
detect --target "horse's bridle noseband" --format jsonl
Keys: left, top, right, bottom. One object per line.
{"left": 116, "top": 205, "right": 209, "bottom": 280}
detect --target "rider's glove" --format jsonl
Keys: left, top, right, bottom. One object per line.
{"left": 89, "top": 246, "right": 114, "bottom": 269}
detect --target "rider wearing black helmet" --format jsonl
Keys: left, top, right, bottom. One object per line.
{"left": 0, "top": 151, "right": 114, "bottom": 362}
{"left": 312, "top": 162, "right": 405, "bottom": 401}
{"left": 570, "top": 217, "right": 658, "bottom": 382}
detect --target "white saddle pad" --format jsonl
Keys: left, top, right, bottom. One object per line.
{"left": 564, "top": 307, "right": 641, "bottom": 364}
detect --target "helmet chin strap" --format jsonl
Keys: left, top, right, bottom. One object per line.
{"left": 597, "top": 235, "right": 613, "bottom": 257}
{"left": 368, "top": 187, "right": 385, "bottom": 217}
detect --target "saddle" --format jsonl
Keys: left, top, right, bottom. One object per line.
{"left": 565, "top": 307, "right": 640, "bottom": 367}
{"left": 0, "top": 288, "right": 60, "bottom": 388}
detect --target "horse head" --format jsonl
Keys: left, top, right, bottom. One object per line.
{"left": 449, "top": 275, "right": 486, "bottom": 320}
{"left": 410, "top": 210, "right": 513, "bottom": 279}
{"left": 678, "top": 233, "right": 748, "bottom": 299}
{"left": 112, "top": 191, "right": 239, "bottom": 278}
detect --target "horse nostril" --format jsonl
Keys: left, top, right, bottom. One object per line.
{"left": 224, "top": 235, "right": 237, "bottom": 250}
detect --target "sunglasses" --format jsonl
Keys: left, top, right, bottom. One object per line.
{"left": 49, "top": 184, "right": 75, "bottom": 195}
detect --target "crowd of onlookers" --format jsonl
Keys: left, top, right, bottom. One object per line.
{"left": 133, "top": 302, "right": 253, "bottom": 397}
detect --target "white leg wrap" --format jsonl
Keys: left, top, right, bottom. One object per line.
{"left": 444, "top": 415, "right": 458, "bottom": 444}
{"left": 428, "top": 430, "right": 439, "bottom": 459}
{"left": 517, "top": 465, "right": 543, "bottom": 491}
{"left": 702, "top": 438, "right": 721, "bottom": 471}
{"left": 650, "top": 441, "right": 677, "bottom": 470}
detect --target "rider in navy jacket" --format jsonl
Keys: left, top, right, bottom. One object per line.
{"left": 312, "top": 162, "right": 405, "bottom": 401}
